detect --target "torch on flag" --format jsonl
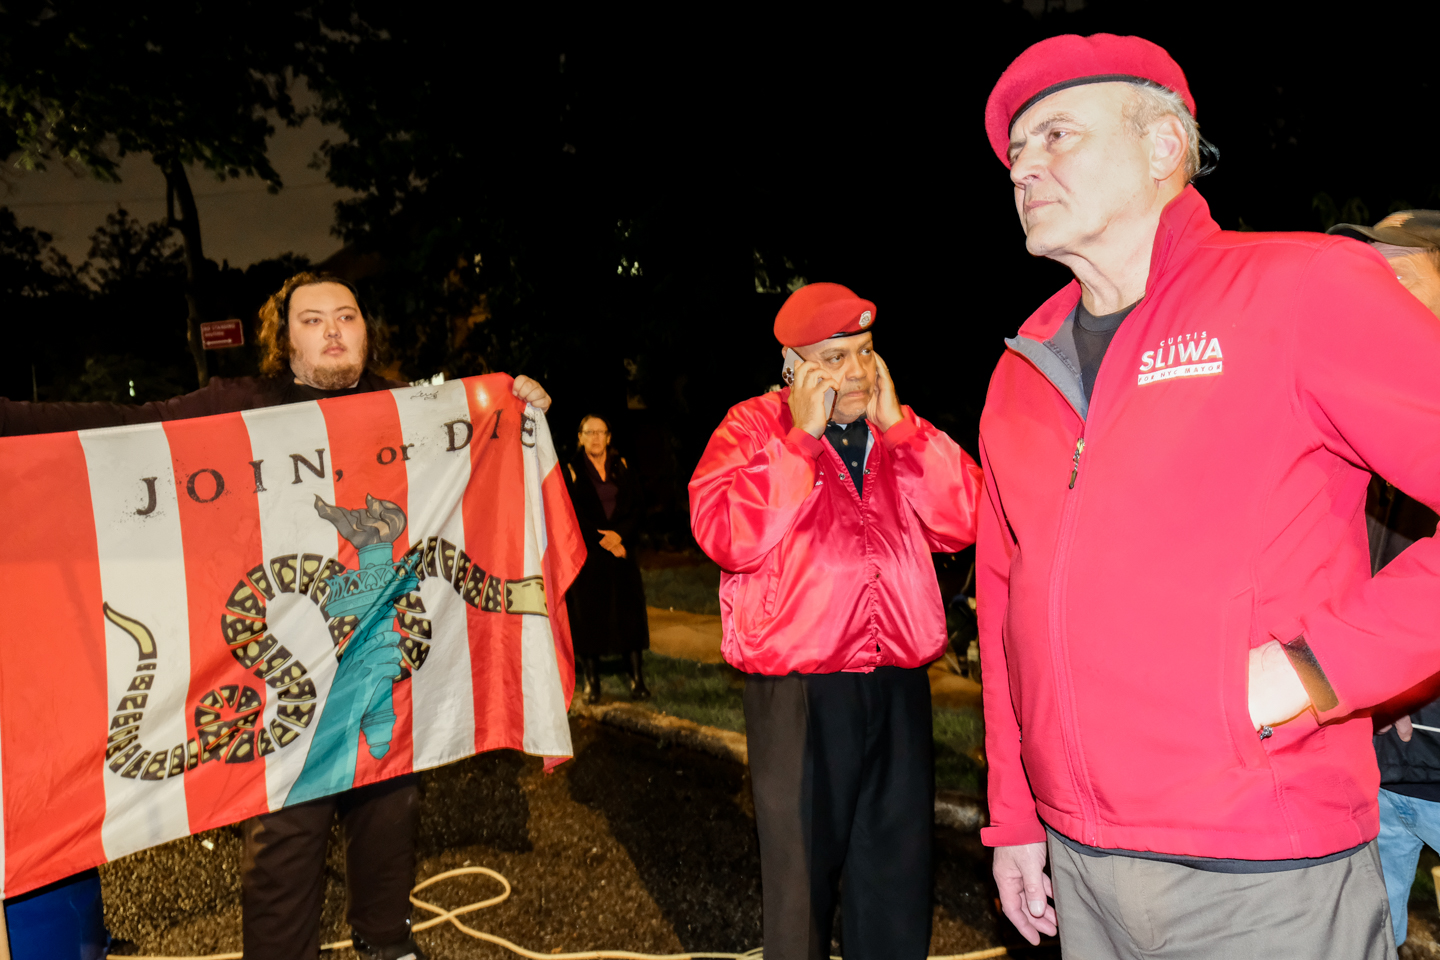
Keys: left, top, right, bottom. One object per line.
{"left": 0, "top": 375, "right": 585, "bottom": 897}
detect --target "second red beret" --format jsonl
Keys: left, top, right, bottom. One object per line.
{"left": 773, "top": 282, "right": 876, "bottom": 347}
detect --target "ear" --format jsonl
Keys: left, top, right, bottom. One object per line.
{"left": 1148, "top": 115, "right": 1188, "bottom": 184}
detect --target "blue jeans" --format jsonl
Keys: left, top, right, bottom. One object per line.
{"left": 5, "top": 868, "right": 108, "bottom": 959}
{"left": 1377, "top": 787, "right": 1440, "bottom": 946}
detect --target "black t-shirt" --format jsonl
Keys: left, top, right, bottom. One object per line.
{"left": 1075, "top": 300, "right": 1140, "bottom": 401}
{"left": 280, "top": 377, "right": 371, "bottom": 405}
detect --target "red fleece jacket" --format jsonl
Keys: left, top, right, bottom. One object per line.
{"left": 690, "top": 391, "right": 982, "bottom": 675}
{"left": 978, "top": 186, "right": 1440, "bottom": 859}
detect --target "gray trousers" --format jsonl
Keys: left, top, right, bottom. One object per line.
{"left": 1047, "top": 833, "right": 1395, "bottom": 959}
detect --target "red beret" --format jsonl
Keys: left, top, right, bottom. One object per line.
{"left": 985, "top": 33, "right": 1195, "bottom": 167}
{"left": 773, "top": 282, "right": 876, "bottom": 347}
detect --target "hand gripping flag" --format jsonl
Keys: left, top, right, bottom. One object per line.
{"left": 0, "top": 374, "right": 585, "bottom": 897}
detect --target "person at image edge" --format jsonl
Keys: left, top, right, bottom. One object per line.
{"left": 978, "top": 33, "right": 1440, "bottom": 958}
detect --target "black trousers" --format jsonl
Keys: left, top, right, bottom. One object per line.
{"left": 241, "top": 774, "right": 419, "bottom": 960}
{"left": 744, "top": 666, "right": 934, "bottom": 960}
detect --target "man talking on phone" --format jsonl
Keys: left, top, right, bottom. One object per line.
{"left": 689, "top": 282, "right": 983, "bottom": 960}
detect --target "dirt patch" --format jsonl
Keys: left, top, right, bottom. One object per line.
{"left": 102, "top": 717, "right": 1050, "bottom": 958}
{"left": 929, "top": 664, "right": 982, "bottom": 712}
{"left": 647, "top": 606, "right": 724, "bottom": 663}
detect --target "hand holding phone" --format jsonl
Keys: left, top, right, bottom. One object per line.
{"left": 783, "top": 348, "right": 838, "bottom": 438}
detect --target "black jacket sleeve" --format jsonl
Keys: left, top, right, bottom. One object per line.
{"left": 0, "top": 378, "right": 271, "bottom": 437}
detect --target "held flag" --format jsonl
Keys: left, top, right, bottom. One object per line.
{"left": 0, "top": 374, "right": 585, "bottom": 897}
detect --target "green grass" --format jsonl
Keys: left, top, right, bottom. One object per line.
{"left": 933, "top": 707, "right": 986, "bottom": 798}
{"left": 639, "top": 563, "right": 721, "bottom": 615}
{"left": 595, "top": 652, "right": 747, "bottom": 732}
{"left": 588, "top": 652, "right": 987, "bottom": 794}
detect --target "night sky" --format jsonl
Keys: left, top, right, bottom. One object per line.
{"left": 516, "top": 0, "right": 1440, "bottom": 462}
{"left": 2, "top": 97, "right": 353, "bottom": 269}
{"left": 6, "top": 0, "right": 1439, "bottom": 494}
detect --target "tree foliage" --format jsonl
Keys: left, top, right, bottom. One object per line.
{"left": 0, "top": 2, "right": 301, "bottom": 184}
{"left": 0, "top": 206, "right": 74, "bottom": 299}
{"left": 0, "top": 0, "right": 316, "bottom": 385}
{"left": 81, "top": 206, "right": 185, "bottom": 293}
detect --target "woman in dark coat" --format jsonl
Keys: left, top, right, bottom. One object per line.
{"left": 564, "top": 414, "right": 651, "bottom": 703}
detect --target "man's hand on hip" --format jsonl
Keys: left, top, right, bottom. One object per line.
{"left": 867, "top": 352, "right": 904, "bottom": 432}
{"left": 1248, "top": 639, "right": 1312, "bottom": 731}
{"left": 993, "top": 842, "right": 1057, "bottom": 946}
{"left": 787, "top": 360, "right": 840, "bottom": 438}
{"left": 1377, "top": 715, "right": 1415, "bottom": 742}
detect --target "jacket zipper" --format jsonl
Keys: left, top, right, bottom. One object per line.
{"left": 1009, "top": 306, "right": 1138, "bottom": 846}
{"left": 1068, "top": 438, "right": 1086, "bottom": 489}
{"left": 1047, "top": 300, "right": 1145, "bottom": 844}
{"left": 1047, "top": 423, "right": 1101, "bottom": 844}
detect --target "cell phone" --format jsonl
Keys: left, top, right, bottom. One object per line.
{"left": 781, "top": 348, "right": 836, "bottom": 416}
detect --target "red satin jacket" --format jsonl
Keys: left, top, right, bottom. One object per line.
{"left": 689, "top": 390, "right": 982, "bottom": 675}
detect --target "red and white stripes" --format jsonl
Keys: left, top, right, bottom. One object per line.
{"left": 0, "top": 374, "right": 583, "bottom": 897}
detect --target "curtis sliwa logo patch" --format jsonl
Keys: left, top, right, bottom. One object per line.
{"left": 1138, "top": 331, "right": 1223, "bottom": 385}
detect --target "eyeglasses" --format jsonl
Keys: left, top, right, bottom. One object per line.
{"left": 580, "top": 429, "right": 609, "bottom": 437}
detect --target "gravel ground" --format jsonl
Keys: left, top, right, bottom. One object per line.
{"left": 100, "top": 716, "right": 1056, "bottom": 959}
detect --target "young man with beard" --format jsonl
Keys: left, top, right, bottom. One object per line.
{"left": 1, "top": 272, "right": 552, "bottom": 960}
{"left": 689, "top": 283, "right": 983, "bottom": 960}
{"left": 977, "top": 34, "right": 1440, "bottom": 958}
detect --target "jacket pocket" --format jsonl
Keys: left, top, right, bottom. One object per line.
{"left": 1221, "top": 588, "right": 1271, "bottom": 770}
{"left": 761, "top": 561, "right": 782, "bottom": 620}
{"left": 734, "top": 560, "right": 780, "bottom": 634}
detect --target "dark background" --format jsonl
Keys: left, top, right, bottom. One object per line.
{"left": 3, "top": 0, "right": 1437, "bottom": 545}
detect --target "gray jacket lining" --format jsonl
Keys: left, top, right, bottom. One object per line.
{"left": 1004, "top": 307, "right": 1087, "bottom": 419}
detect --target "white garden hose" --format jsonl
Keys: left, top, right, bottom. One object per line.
{"left": 105, "top": 865, "right": 1011, "bottom": 960}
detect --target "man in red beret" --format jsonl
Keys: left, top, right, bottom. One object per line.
{"left": 689, "top": 282, "right": 982, "bottom": 959}
{"left": 978, "top": 33, "right": 1440, "bottom": 957}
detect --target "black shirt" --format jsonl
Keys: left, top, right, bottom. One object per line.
{"left": 823, "top": 417, "right": 868, "bottom": 495}
{"left": 0, "top": 369, "right": 405, "bottom": 436}
{"left": 1048, "top": 827, "right": 1366, "bottom": 874}
{"left": 1075, "top": 300, "right": 1140, "bottom": 401}
{"left": 281, "top": 378, "right": 372, "bottom": 405}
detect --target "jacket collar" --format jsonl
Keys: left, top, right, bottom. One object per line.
{"left": 1014, "top": 184, "right": 1221, "bottom": 343}
{"left": 1145, "top": 184, "right": 1222, "bottom": 291}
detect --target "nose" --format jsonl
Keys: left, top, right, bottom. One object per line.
{"left": 1009, "top": 138, "right": 1044, "bottom": 189}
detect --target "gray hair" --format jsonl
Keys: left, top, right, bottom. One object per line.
{"left": 1122, "top": 81, "right": 1201, "bottom": 182}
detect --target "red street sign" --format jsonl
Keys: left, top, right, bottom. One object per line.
{"left": 201, "top": 319, "right": 245, "bottom": 350}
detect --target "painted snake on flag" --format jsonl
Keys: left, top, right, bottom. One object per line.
{"left": 102, "top": 493, "right": 549, "bottom": 793}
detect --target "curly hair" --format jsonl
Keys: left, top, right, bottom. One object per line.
{"left": 257, "top": 272, "right": 376, "bottom": 376}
